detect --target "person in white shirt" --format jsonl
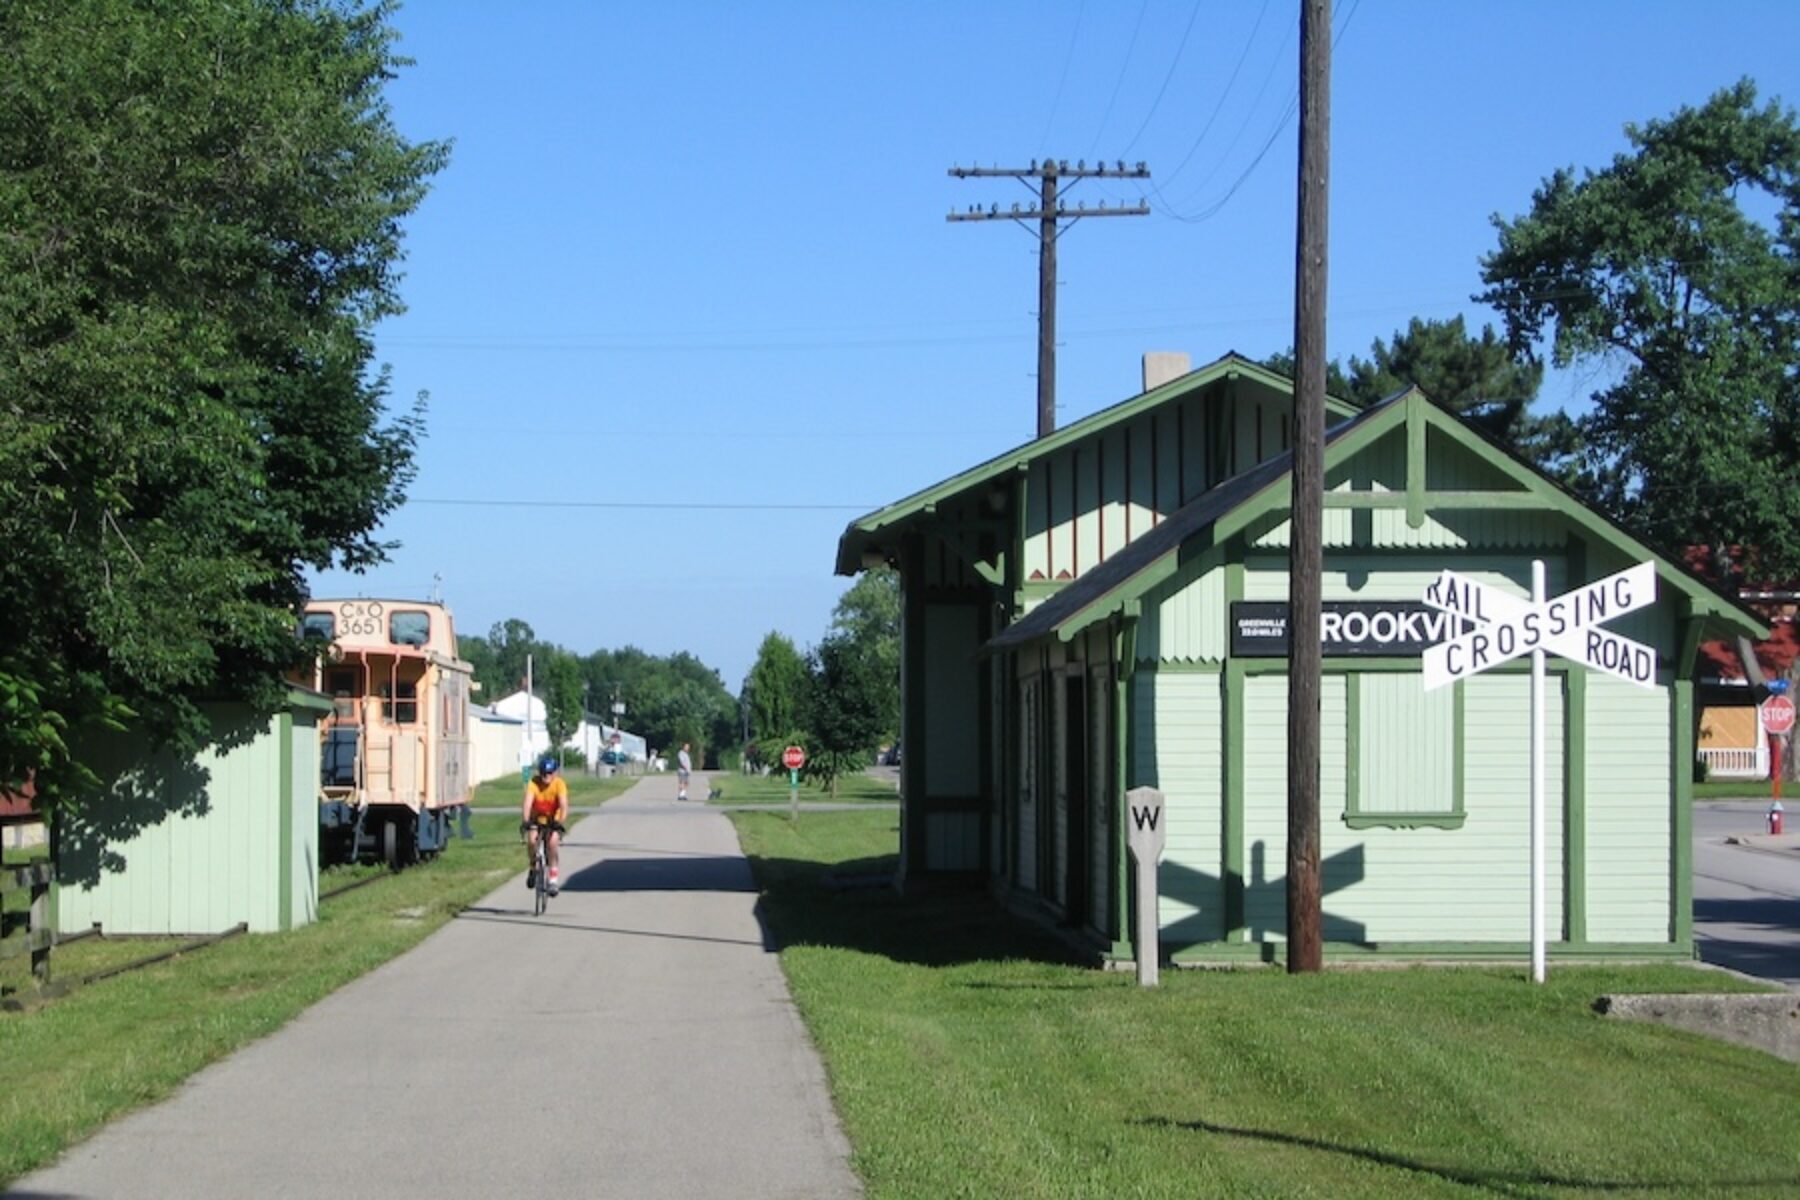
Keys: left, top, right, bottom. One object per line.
{"left": 677, "top": 743, "right": 692, "bottom": 801}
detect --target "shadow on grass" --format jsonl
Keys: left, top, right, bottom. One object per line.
{"left": 745, "top": 850, "right": 1086, "bottom": 971}
{"left": 1139, "top": 1116, "right": 1800, "bottom": 1197}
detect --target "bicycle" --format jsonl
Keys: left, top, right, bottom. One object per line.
{"left": 522, "top": 818, "right": 564, "bottom": 916}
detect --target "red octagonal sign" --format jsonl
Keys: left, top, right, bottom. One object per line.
{"left": 1761, "top": 695, "right": 1796, "bottom": 736}
{"left": 782, "top": 745, "right": 806, "bottom": 770}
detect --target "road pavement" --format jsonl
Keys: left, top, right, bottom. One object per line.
{"left": 6, "top": 773, "right": 862, "bottom": 1200}
{"left": 1693, "top": 800, "right": 1800, "bottom": 987}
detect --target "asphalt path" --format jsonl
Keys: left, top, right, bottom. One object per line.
{"left": 1693, "top": 800, "right": 1800, "bottom": 987}
{"left": 6, "top": 773, "right": 861, "bottom": 1200}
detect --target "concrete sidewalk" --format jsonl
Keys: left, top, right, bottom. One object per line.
{"left": 6, "top": 773, "right": 862, "bottom": 1200}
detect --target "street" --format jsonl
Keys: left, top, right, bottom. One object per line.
{"left": 1693, "top": 801, "right": 1800, "bottom": 987}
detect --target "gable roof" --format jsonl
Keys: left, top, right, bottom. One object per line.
{"left": 835, "top": 350, "right": 1360, "bottom": 575}
{"left": 986, "top": 388, "right": 1765, "bottom": 654}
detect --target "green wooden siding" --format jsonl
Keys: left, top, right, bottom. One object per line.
{"left": 1088, "top": 662, "right": 1113, "bottom": 938}
{"left": 1016, "top": 676, "right": 1041, "bottom": 893}
{"left": 1584, "top": 675, "right": 1673, "bottom": 942}
{"left": 1242, "top": 555, "right": 1572, "bottom": 603}
{"left": 1020, "top": 382, "right": 1301, "bottom": 583}
{"left": 1139, "top": 561, "right": 1230, "bottom": 664}
{"left": 1144, "top": 671, "right": 1226, "bottom": 942}
{"left": 923, "top": 605, "right": 982, "bottom": 797}
{"left": 57, "top": 709, "right": 319, "bottom": 936}
{"left": 287, "top": 709, "right": 319, "bottom": 930}
{"left": 1228, "top": 672, "right": 1568, "bottom": 946}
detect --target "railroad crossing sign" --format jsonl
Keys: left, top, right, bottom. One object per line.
{"left": 1761, "top": 695, "right": 1796, "bottom": 735}
{"left": 1419, "top": 559, "right": 1660, "bottom": 986}
{"left": 1421, "top": 561, "right": 1658, "bottom": 691}
{"left": 782, "top": 745, "right": 806, "bottom": 770}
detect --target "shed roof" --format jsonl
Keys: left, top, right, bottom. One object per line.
{"left": 986, "top": 388, "right": 1765, "bottom": 653}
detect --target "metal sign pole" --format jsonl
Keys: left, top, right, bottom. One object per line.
{"left": 1530, "top": 560, "right": 1546, "bottom": 984}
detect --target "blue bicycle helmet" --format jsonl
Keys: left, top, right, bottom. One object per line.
{"left": 538, "top": 756, "right": 559, "bottom": 774}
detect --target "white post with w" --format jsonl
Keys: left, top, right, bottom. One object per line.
{"left": 1125, "top": 786, "right": 1167, "bottom": 988}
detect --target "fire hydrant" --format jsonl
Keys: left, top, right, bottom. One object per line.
{"left": 1770, "top": 801, "right": 1786, "bottom": 836}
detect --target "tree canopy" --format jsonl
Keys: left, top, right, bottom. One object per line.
{"left": 1479, "top": 79, "right": 1800, "bottom": 571}
{"left": 827, "top": 568, "right": 900, "bottom": 744}
{"left": 0, "top": 0, "right": 447, "bottom": 799}
{"left": 1265, "top": 316, "right": 1557, "bottom": 461}
{"left": 744, "top": 632, "right": 808, "bottom": 767}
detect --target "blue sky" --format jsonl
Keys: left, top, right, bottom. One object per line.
{"left": 310, "top": 0, "right": 1800, "bottom": 692}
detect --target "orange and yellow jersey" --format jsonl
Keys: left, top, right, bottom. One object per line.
{"left": 526, "top": 775, "right": 569, "bottom": 822}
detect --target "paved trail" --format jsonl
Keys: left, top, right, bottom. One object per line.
{"left": 7, "top": 774, "right": 861, "bottom": 1200}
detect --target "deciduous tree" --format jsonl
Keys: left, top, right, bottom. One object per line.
{"left": 1479, "top": 80, "right": 1800, "bottom": 570}
{"left": 0, "top": 0, "right": 447, "bottom": 799}
{"left": 745, "top": 632, "right": 808, "bottom": 767}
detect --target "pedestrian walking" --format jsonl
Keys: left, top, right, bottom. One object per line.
{"left": 677, "top": 742, "right": 692, "bottom": 801}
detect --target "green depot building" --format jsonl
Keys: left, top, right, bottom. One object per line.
{"left": 835, "top": 352, "right": 1764, "bottom": 965}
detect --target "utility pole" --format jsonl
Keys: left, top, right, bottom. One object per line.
{"left": 1287, "top": 0, "right": 1331, "bottom": 973}
{"left": 949, "top": 161, "right": 1150, "bottom": 438}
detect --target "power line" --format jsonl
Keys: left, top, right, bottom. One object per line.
{"left": 409, "top": 497, "right": 877, "bottom": 512}
{"left": 1085, "top": 0, "right": 1150, "bottom": 159}
{"left": 1156, "top": 0, "right": 1274, "bottom": 191}
{"left": 1120, "top": 0, "right": 1204, "bottom": 156}
{"left": 1039, "top": 0, "right": 1087, "bottom": 157}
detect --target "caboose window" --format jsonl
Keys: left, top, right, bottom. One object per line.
{"left": 299, "top": 612, "right": 335, "bottom": 641}
{"left": 390, "top": 611, "right": 430, "bottom": 646}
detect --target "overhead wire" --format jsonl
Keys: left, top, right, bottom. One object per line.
{"left": 1119, "top": 0, "right": 1205, "bottom": 157}
{"left": 1152, "top": 0, "right": 1362, "bottom": 223}
{"left": 1038, "top": 0, "right": 1087, "bottom": 158}
{"left": 1084, "top": 0, "right": 1150, "bottom": 160}
{"left": 1155, "top": 0, "right": 1274, "bottom": 192}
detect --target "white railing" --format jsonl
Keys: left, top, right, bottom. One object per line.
{"left": 1699, "top": 745, "right": 1768, "bottom": 780}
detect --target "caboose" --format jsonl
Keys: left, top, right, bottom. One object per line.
{"left": 295, "top": 598, "right": 473, "bottom": 866}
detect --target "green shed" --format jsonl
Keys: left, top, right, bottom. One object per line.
{"left": 837, "top": 353, "right": 1764, "bottom": 963}
{"left": 55, "top": 687, "right": 332, "bottom": 935}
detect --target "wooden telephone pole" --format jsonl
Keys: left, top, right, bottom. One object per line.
{"left": 1287, "top": 0, "right": 1332, "bottom": 973}
{"left": 949, "top": 161, "right": 1150, "bottom": 437}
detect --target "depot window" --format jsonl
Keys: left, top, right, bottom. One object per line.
{"left": 1346, "top": 672, "right": 1465, "bottom": 829}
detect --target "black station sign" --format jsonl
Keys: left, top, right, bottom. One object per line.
{"left": 1230, "top": 600, "right": 1472, "bottom": 658}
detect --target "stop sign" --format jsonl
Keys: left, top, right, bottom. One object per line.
{"left": 782, "top": 745, "right": 806, "bottom": 770}
{"left": 1762, "top": 695, "right": 1796, "bottom": 735}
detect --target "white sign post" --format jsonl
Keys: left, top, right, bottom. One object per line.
{"left": 1125, "top": 786, "right": 1167, "bottom": 988}
{"left": 1422, "top": 560, "right": 1658, "bottom": 984}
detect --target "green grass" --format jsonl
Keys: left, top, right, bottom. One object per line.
{"left": 1693, "top": 778, "right": 1783, "bottom": 800}
{"left": 733, "top": 809, "right": 1800, "bottom": 1199}
{"left": 0, "top": 783, "right": 622, "bottom": 1186}
{"left": 707, "top": 769, "right": 900, "bottom": 806}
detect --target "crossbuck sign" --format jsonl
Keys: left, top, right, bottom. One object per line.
{"left": 1421, "top": 561, "right": 1658, "bottom": 692}
{"left": 1418, "top": 559, "right": 1659, "bottom": 985}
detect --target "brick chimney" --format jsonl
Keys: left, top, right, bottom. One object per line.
{"left": 1142, "top": 351, "right": 1191, "bottom": 392}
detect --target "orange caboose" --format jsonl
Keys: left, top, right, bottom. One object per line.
{"left": 294, "top": 598, "right": 473, "bottom": 866}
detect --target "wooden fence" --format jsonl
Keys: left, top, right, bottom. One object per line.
{"left": 1, "top": 859, "right": 54, "bottom": 986}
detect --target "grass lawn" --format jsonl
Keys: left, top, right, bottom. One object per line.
{"left": 1693, "top": 778, "right": 1781, "bottom": 801}
{"left": 732, "top": 808, "right": 1800, "bottom": 1199}
{"left": 0, "top": 774, "right": 635, "bottom": 1186}
{"left": 707, "top": 769, "right": 900, "bottom": 806}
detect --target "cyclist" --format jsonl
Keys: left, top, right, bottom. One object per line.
{"left": 522, "top": 756, "right": 569, "bottom": 894}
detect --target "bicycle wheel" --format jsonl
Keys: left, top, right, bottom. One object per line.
{"left": 534, "top": 847, "right": 548, "bottom": 916}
